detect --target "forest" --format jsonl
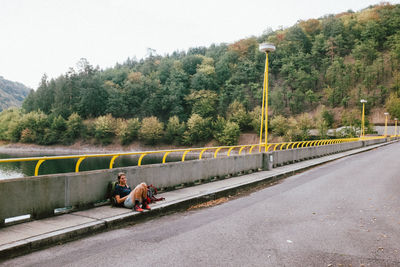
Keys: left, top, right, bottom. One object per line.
{"left": 1, "top": 3, "right": 400, "bottom": 147}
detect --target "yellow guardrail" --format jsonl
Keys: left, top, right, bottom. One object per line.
{"left": 0, "top": 136, "right": 387, "bottom": 176}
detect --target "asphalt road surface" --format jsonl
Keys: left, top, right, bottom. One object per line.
{"left": 3, "top": 142, "right": 400, "bottom": 266}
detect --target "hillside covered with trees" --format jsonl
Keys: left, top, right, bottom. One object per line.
{"left": 0, "top": 76, "right": 30, "bottom": 112}
{"left": 1, "top": 3, "right": 400, "bottom": 146}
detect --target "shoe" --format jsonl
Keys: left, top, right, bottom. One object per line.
{"left": 143, "top": 204, "right": 151, "bottom": 210}
{"left": 134, "top": 205, "right": 143, "bottom": 212}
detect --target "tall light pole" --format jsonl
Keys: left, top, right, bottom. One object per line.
{"left": 395, "top": 118, "right": 398, "bottom": 136}
{"left": 384, "top": 112, "right": 389, "bottom": 136}
{"left": 360, "top": 99, "right": 367, "bottom": 138}
{"left": 259, "top": 43, "right": 275, "bottom": 152}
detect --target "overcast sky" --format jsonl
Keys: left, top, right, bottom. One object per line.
{"left": 1, "top": 0, "right": 400, "bottom": 89}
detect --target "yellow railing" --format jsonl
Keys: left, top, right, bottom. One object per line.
{"left": 0, "top": 136, "right": 386, "bottom": 176}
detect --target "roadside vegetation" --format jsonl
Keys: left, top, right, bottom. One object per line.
{"left": 1, "top": 3, "right": 400, "bottom": 147}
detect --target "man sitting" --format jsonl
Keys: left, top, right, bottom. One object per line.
{"left": 114, "top": 172, "right": 151, "bottom": 212}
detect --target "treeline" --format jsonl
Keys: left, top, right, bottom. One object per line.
{"left": 3, "top": 3, "right": 400, "bottom": 146}
{"left": 0, "top": 106, "right": 252, "bottom": 146}
{"left": 0, "top": 104, "right": 372, "bottom": 147}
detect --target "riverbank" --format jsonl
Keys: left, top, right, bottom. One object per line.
{"left": 0, "top": 133, "right": 260, "bottom": 155}
{"left": 0, "top": 141, "right": 186, "bottom": 155}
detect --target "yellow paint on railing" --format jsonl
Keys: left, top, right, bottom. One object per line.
{"left": 214, "top": 147, "right": 223, "bottom": 158}
{"left": 75, "top": 156, "right": 86, "bottom": 173}
{"left": 162, "top": 152, "right": 171, "bottom": 163}
{"left": 34, "top": 159, "right": 46, "bottom": 176}
{"left": 296, "top": 142, "right": 304, "bottom": 148}
{"left": 238, "top": 146, "right": 248, "bottom": 155}
{"left": 227, "top": 146, "right": 237, "bottom": 156}
{"left": 249, "top": 145, "right": 258, "bottom": 154}
{"left": 182, "top": 150, "right": 190, "bottom": 162}
{"left": 138, "top": 153, "right": 147, "bottom": 166}
{"left": 199, "top": 148, "right": 208, "bottom": 159}
{"left": 109, "top": 155, "right": 119, "bottom": 169}
{"left": 273, "top": 143, "right": 280, "bottom": 151}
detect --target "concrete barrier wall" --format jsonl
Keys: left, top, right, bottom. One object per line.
{"left": 272, "top": 141, "right": 364, "bottom": 167}
{"left": 0, "top": 153, "right": 264, "bottom": 224}
{"left": 363, "top": 138, "right": 387, "bottom": 146}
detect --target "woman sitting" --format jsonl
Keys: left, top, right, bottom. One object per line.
{"left": 114, "top": 172, "right": 151, "bottom": 212}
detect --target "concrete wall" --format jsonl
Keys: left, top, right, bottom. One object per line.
{"left": 363, "top": 138, "right": 388, "bottom": 146}
{"left": 272, "top": 141, "right": 364, "bottom": 167}
{"left": 0, "top": 153, "right": 264, "bottom": 224}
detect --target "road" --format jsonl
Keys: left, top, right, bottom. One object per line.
{"left": 3, "top": 142, "right": 400, "bottom": 266}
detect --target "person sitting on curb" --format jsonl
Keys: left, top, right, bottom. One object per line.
{"left": 114, "top": 172, "right": 150, "bottom": 212}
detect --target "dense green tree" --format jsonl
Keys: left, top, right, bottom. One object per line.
{"left": 183, "top": 114, "right": 211, "bottom": 144}
{"left": 116, "top": 118, "right": 141, "bottom": 145}
{"left": 185, "top": 90, "right": 218, "bottom": 118}
{"left": 181, "top": 55, "right": 203, "bottom": 75}
{"left": 270, "top": 115, "right": 289, "bottom": 136}
{"left": 65, "top": 113, "right": 83, "bottom": 141}
{"left": 165, "top": 116, "right": 186, "bottom": 144}
{"left": 386, "top": 93, "right": 400, "bottom": 120}
{"left": 0, "top": 108, "right": 21, "bottom": 140}
{"left": 138, "top": 116, "right": 164, "bottom": 145}
{"left": 226, "top": 100, "right": 251, "bottom": 131}
{"left": 93, "top": 114, "right": 116, "bottom": 145}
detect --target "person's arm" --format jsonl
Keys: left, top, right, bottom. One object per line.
{"left": 115, "top": 194, "right": 128, "bottom": 204}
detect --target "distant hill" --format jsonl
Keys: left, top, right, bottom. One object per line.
{"left": 0, "top": 76, "right": 31, "bottom": 112}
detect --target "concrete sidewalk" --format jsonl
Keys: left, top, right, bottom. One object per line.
{"left": 0, "top": 140, "right": 396, "bottom": 260}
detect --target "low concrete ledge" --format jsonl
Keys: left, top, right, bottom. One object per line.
{"left": 0, "top": 153, "right": 265, "bottom": 225}
{"left": 272, "top": 141, "right": 365, "bottom": 167}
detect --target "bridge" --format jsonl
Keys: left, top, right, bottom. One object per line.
{"left": 0, "top": 136, "right": 387, "bottom": 223}
{"left": 0, "top": 136, "right": 399, "bottom": 263}
{"left": 2, "top": 139, "right": 399, "bottom": 266}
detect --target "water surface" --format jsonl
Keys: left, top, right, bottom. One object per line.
{"left": 0, "top": 151, "right": 198, "bottom": 179}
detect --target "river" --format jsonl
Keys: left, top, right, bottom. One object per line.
{"left": 0, "top": 151, "right": 197, "bottom": 180}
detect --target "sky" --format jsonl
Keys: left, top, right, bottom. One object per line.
{"left": 1, "top": 0, "right": 400, "bottom": 89}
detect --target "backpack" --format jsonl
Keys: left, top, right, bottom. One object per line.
{"left": 106, "top": 181, "right": 119, "bottom": 206}
{"left": 146, "top": 184, "right": 165, "bottom": 203}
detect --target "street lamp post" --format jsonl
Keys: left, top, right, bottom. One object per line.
{"left": 395, "top": 118, "right": 398, "bottom": 136}
{"left": 258, "top": 43, "right": 275, "bottom": 152}
{"left": 384, "top": 112, "right": 389, "bottom": 136}
{"left": 360, "top": 99, "right": 367, "bottom": 138}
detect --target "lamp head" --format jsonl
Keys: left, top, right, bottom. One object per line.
{"left": 259, "top": 43, "right": 276, "bottom": 53}
{"left": 360, "top": 99, "right": 367, "bottom": 103}
{"left": 384, "top": 112, "right": 389, "bottom": 116}
{"left": 395, "top": 118, "right": 398, "bottom": 121}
